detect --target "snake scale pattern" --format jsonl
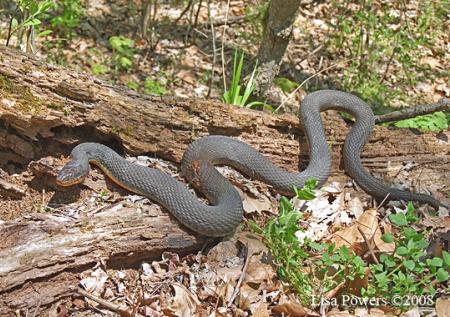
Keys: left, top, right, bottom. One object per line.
{"left": 57, "top": 90, "right": 442, "bottom": 237}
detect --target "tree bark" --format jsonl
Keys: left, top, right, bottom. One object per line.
{"left": 253, "top": 0, "right": 302, "bottom": 97}
{"left": 0, "top": 45, "right": 449, "bottom": 313}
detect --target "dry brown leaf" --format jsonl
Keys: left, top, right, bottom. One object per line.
{"left": 354, "top": 307, "right": 370, "bottom": 317}
{"left": 329, "top": 209, "right": 379, "bottom": 255}
{"left": 367, "top": 308, "right": 387, "bottom": 317}
{"left": 251, "top": 302, "right": 271, "bottom": 317}
{"left": 242, "top": 192, "right": 272, "bottom": 214}
{"left": 327, "top": 309, "right": 354, "bottom": 317}
{"left": 237, "top": 283, "right": 261, "bottom": 310}
{"left": 207, "top": 239, "right": 239, "bottom": 264}
{"left": 400, "top": 306, "right": 420, "bottom": 317}
{"left": 166, "top": 282, "right": 200, "bottom": 317}
{"left": 272, "top": 296, "right": 318, "bottom": 317}
{"left": 237, "top": 232, "right": 268, "bottom": 255}
{"left": 436, "top": 297, "right": 450, "bottom": 317}
{"left": 79, "top": 267, "right": 108, "bottom": 295}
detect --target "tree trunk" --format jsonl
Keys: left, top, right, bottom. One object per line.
{"left": 0, "top": 45, "right": 448, "bottom": 313}
{"left": 253, "top": 0, "right": 302, "bottom": 97}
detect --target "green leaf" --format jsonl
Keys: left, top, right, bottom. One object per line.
{"left": 381, "top": 233, "right": 394, "bottom": 243}
{"left": 22, "top": 18, "right": 42, "bottom": 28}
{"left": 403, "top": 260, "right": 415, "bottom": 270}
{"left": 126, "top": 81, "right": 139, "bottom": 91}
{"left": 396, "top": 246, "right": 409, "bottom": 256}
{"left": 427, "top": 257, "right": 443, "bottom": 267}
{"left": 248, "top": 220, "right": 263, "bottom": 234}
{"left": 385, "top": 258, "right": 396, "bottom": 268}
{"left": 38, "top": 29, "right": 52, "bottom": 37}
{"left": 389, "top": 213, "right": 408, "bottom": 226}
{"left": 443, "top": 251, "right": 450, "bottom": 268}
{"left": 274, "top": 77, "right": 299, "bottom": 93}
{"left": 436, "top": 268, "right": 449, "bottom": 282}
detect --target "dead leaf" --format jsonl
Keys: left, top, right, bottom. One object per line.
{"left": 329, "top": 209, "right": 379, "bottom": 255}
{"left": 237, "top": 283, "right": 260, "bottom": 310}
{"left": 354, "top": 307, "right": 369, "bottom": 317}
{"left": 400, "top": 306, "right": 420, "bottom": 317}
{"left": 79, "top": 267, "right": 108, "bottom": 295}
{"left": 272, "top": 296, "right": 318, "bottom": 316}
{"left": 237, "top": 232, "right": 268, "bottom": 255}
{"left": 327, "top": 310, "right": 354, "bottom": 317}
{"left": 244, "top": 255, "right": 276, "bottom": 288}
{"left": 251, "top": 302, "right": 271, "bottom": 317}
{"left": 165, "top": 283, "right": 200, "bottom": 317}
{"left": 436, "top": 297, "right": 450, "bottom": 317}
{"left": 242, "top": 192, "right": 272, "bottom": 214}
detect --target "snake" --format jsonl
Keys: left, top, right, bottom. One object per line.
{"left": 56, "top": 90, "right": 443, "bottom": 237}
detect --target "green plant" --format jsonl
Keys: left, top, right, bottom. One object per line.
{"left": 109, "top": 36, "right": 135, "bottom": 72}
{"left": 50, "top": 0, "right": 83, "bottom": 36}
{"left": 222, "top": 50, "right": 265, "bottom": 108}
{"left": 252, "top": 182, "right": 448, "bottom": 307}
{"left": 362, "top": 203, "right": 449, "bottom": 303}
{"left": 6, "top": 0, "right": 54, "bottom": 52}
{"left": 90, "top": 63, "right": 109, "bottom": 76}
{"left": 328, "top": 0, "right": 447, "bottom": 108}
{"left": 251, "top": 179, "right": 366, "bottom": 305}
{"left": 274, "top": 77, "right": 300, "bottom": 93}
{"left": 144, "top": 78, "right": 167, "bottom": 96}
{"left": 127, "top": 81, "right": 139, "bottom": 91}
{"left": 393, "top": 111, "right": 448, "bottom": 132}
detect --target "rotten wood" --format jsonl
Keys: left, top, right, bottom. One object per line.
{"left": 0, "top": 44, "right": 449, "bottom": 313}
{"left": 0, "top": 203, "right": 207, "bottom": 314}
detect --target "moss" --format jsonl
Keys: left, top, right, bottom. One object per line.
{"left": 0, "top": 74, "right": 44, "bottom": 114}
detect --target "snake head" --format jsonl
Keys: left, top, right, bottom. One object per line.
{"left": 56, "top": 160, "right": 89, "bottom": 187}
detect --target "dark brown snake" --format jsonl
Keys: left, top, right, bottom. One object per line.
{"left": 57, "top": 90, "right": 443, "bottom": 237}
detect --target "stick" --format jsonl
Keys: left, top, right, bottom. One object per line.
{"left": 226, "top": 244, "right": 250, "bottom": 308}
{"left": 207, "top": 0, "right": 216, "bottom": 98}
{"left": 357, "top": 226, "right": 379, "bottom": 265}
{"left": 76, "top": 288, "right": 143, "bottom": 317}
{"left": 220, "top": 0, "right": 231, "bottom": 92}
{"left": 374, "top": 98, "right": 450, "bottom": 124}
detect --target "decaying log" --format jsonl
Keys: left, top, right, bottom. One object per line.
{"left": 0, "top": 203, "right": 207, "bottom": 314}
{"left": 0, "top": 45, "right": 449, "bottom": 313}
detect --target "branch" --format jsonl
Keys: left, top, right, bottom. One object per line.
{"left": 374, "top": 98, "right": 450, "bottom": 124}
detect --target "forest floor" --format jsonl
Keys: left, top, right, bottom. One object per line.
{"left": 0, "top": 0, "right": 449, "bottom": 316}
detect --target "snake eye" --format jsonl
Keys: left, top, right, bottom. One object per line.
{"left": 56, "top": 162, "right": 87, "bottom": 187}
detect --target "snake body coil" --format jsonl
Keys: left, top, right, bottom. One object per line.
{"left": 57, "top": 90, "right": 442, "bottom": 237}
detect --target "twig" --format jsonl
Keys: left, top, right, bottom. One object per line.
{"left": 379, "top": 46, "right": 396, "bottom": 84}
{"left": 193, "top": 0, "right": 203, "bottom": 29}
{"left": 375, "top": 193, "right": 390, "bottom": 210}
{"left": 220, "top": 0, "right": 231, "bottom": 92}
{"left": 226, "top": 244, "right": 250, "bottom": 308}
{"left": 191, "top": 0, "right": 204, "bottom": 44}
{"left": 295, "top": 44, "right": 323, "bottom": 67}
{"left": 76, "top": 288, "right": 142, "bottom": 317}
{"left": 374, "top": 98, "right": 450, "bottom": 124}
{"left": 207, "top": 0, "right": 216, "bottom": 98}
{"left": 173, "top": 0, "right": 193, "bottom": 24}
{"left": 357, "top": 226, "right": 380, "bottom": 265}
{"left": 6, "top": 16, "right": 13, "bottom": 46}
{"left": 275, "top": 58, "right": 353, "bottom": 113}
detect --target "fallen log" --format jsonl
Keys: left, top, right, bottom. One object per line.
{"left": 0, "top": 45, "right": 448, "bottom": 313}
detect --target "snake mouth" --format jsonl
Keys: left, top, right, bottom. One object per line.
{"left": 56, "top": 175, "right": 86, "bottom": 187}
